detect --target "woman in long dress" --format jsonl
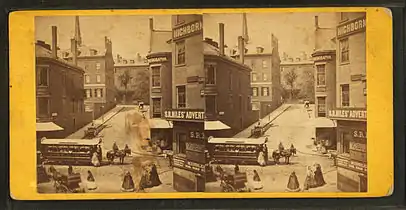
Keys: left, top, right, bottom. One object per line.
{"left": 313, "top": 163, "right": 326, "bottom": 187}
{"left": 252, "top": 170, "right": 263, "bottom": 190}
{"left": 150, "top": 164, "right": 162, "bottom": 187}
{"left": 286, "top": 171, "right": 300, "bottom": 192}
{"left": 86, "top": 170, "right": 98, "bottom": 190}
{"left": 91, "top": 152, "right": 100, "bottom": 167}
{"left": 303, "top": 165, "right": 315, "bottom": 190}
{"left": 257, "top": 151, "right": 266, "bottom": 166}
{"left": 121, "top": 171, "right": 135, "bottom": 192}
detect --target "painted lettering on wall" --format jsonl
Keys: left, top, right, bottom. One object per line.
{"left": 337, "top": 157, "right": 367, "bottom": 174}
{"left": 337, "top": 16, "right": 366, "bottom": 38}
{"left": 173, "top": 157, "right": 205, "bottom": 174}
{"left": 164, "top": 109, "right": 205, "bottom": 121}
{"left": 173, "top": 21, "right": 203, "bottom": 40}
{"left": 313, "top": 55, "right": 332, "bottom": 62}
{"left": 186, "top": 142, "right": 205, "bottom": 152}
{"left": 327, "top": 109, "right": 367, "bottom": 121}
{"left": 148, "top": 57, "right": 168, "bottom": 64}
{"left": 349, "top": 142, "right": 367, "bottom": 153}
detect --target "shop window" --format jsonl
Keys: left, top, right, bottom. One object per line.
{"left": 341, "top": 84, "right": 350, "bottom": 107}
{"left": 176, "top": 41, "right": 185, "bottom": 65}
{"left": 152, "top": 98, "right": 162, "bottom": 118}
{"left": 262, "top": 87, "right": 269, "bottom": 96}
{"left": 151, "top": 66, "right": 161, "bottom": 87}
{"left": 85, "top": 75, "right": 90, "bottom": 84}
{"left": 205, "top": 64, "right": 216, "bottom": 85}
{"left": 96, "top": 75, "right": 101, "bottom": 83}
{"left": 38, "top": 97, "right": 50, "bottom": 117}
{"left": 177, "top": 85, "right": 186, "bottom": 108}
{"left": 316, "top": 64, "right": 326, "bottom": 86}
{"left": 317, "top": 97, "right": 326, "bottom": 117}
{"left": 340, "top": 38, "right": 349, "bottom": 63}
{"left": 205, "top": 95, "right": 216, "bottom": 117}
{"left": 252, "top": 73, "right": 257, "bottom": 82}
{"left": 263, "top": 73, "right": 268, "bottom": 81}
{"left": 252, "top": 87, "right": 258, "bottom": 96}
{"left": 262, "top": 60, "right": 268, "bottom": 68}
{"left": 38, "top": 67, "right": 49, "bottom": 86}
{"left": 177, "top": 133, "right": 187, "bottom": 155}
{"left": 341, "top": 131, "right": 351, "bottom": 154}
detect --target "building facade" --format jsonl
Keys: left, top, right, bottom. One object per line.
{"left": 36, "top": 26, "right": 88, "bottom": 140}
{"left": 62, "top": 17, "right": 116, "bottom": 119}
{"left": 280, "top": 54, "right": 314, "bottom": 103}
{"left": 114, "top": 55, "right": 149, "bottom": 104}
{"left": 328, "top": 12, "right": 367, "bottom": 192}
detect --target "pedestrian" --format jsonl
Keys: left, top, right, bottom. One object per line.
{"left": 313, "top": 163, "right": 326, "bottom": 187}
{"left": 91, "top": 152, "right": 100, "bottom": 167}
{"left": 286, "top": 171, "right": 300, "bottom": 192}
{"left": 252, "top": 170, "right": 263, "bottom": 190}
{"left": 68, "top": 165, "right": 73, "bottom": 175}
{"left": 96, "top": 145, "right": 102, "bottom": 162}
{"left": 121, "top": 171, "right": 135, "bottom": 192}
{"left": 149, "top": 164, "right": 162, "bottom": 187}
{"left": 262, "top": 144, "right": 269, "bottom": 164}
{"left": 86, "top": 170, "right": 97, "bottom": 190}
{"left": 234, "top": 164, "right": 240, "bottom": 174}
{"left": 257, "top": 151, "right": 266, "bottom": 166}
{"left": 303, "top": 165, "right": 316, "bottom": 190}
{"left": 290, "top": 144, "right": 296, "bottom": 156}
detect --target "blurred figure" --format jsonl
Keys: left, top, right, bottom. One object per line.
{"left": 257, "top": 151, "right": 266, "bottom": 166}
{"left": 68, "top": 165, "right": 73, "bottom": 175}
{"left": 121, "top": 171, "right": 135, "bottom": 192}
{"left": 252, "top": 170, "right": 263, "bottom": 190}
{"left": 313, "top": 163, "right": 326, "bottom": 187}
{"left": 278, "top": 142, "right": 285, "bottom": 151}
{"left": 86, "top": 170, "right": 97, "bottom": 190}
{"left": 112, "top": 141, "right": 119, "bottom": 154}
{"left": 234, "top": 164, "right": 240, "bottom": 174}
{"left": 286, "top": 171, "right": 300, "bottom": 192}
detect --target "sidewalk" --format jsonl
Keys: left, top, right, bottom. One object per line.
{"left": 66, "top": 106, "right": 125, "bottom": 139}
{"left": 233, "top": 104, "right": 292, "bottom": 138}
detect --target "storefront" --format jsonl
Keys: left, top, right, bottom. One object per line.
{"left": 328, "top": 108, "right": 367, "bottom": 192}
{"left": 164, "top": 109, "right": 206, "bottom": 192}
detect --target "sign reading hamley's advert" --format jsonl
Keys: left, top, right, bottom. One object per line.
{"left": 164, "top": 109, "right": 205, "bottom": 121}
{"left": 327, "top": 108, "right": 367, "bottom": 121}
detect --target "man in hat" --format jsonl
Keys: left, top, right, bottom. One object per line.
{"left": 278, "top": 142, "right": 285, "bottom": 152}
{"left": 112, "top": 141, "right": 119, "bottom": 155}
{"left": 286, "top": 171, "right": 300, "bottom": 192}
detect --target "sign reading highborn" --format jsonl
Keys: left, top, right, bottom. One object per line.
{"left": 173, "top": 21, "right": 203, "bottom": 41}
{"left": 327, "top": 108, "right": 367, "bottom": 121}
{"left": 164, "top": 109, "right": 205, "bottom": 122}
{"left": 337, "top": 16, "right": 366, "bottom": 39}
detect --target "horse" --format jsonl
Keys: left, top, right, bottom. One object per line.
{"left": 272, "top": 149, "right": 292, "bottom": 165}
{"left": 106, "top": 147, "right": 131, "bottom": 164}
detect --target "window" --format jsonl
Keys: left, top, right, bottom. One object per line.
{"left": 100, "top": 89, "right": 103, "bottom": 98}
{"left": 176, "top": 41, "right": 185, "bottom": 65}
{"left": 96, "top": 89, "right": 102, "bottom": 98}
{"left": 262, "top": 87, "right": 269, "bottom": 96}
{"left": 96, "top": 75, "right": 101, "bottom": 83}
{"left": 37, "top": 97, "right": 49, "bottom": 117}
{"left": 340, "top": 38, "right": 349, "bottom": 63}
{"left": 252, "top": 87, "right": 258, "bottom": 96}
{"left": 262, "top": 60, "right": 268, "bottom": 68}
{"left": 317, "top": 97, "right": 326, "bottom": 117}
{"left": 177, "top": 133, "right": 187, "bottom": 155}
{"left": 86, "top": 89, "right": 91, "bottom": 98}
{"left": 252, "top": 73, "right": 257, "bottom": 82}
{"left": 341, "top": 131, "right": 351, "bottom": 154}
{"left": 205, "top": 95, "right": 216, "bottom": 117}
{"left": 152, "top": 98, "right": 162, "bottom": 118}
{"left": 151, "top": 66, "right": 161, "bottom": 87}
{"left": 96, "top": 62, "right": 101, "bottom": 70}
{"left": 316, "top": 64, "right": 326, "bottom": 86}
{"left": 94, "top": 89, "right": 97, "bottom": 98}
{"left": 263, "top": 73, "right": 268, "bottom": 81}
{"left": 340, "top": 13, "right": 349, "bottom": 22}
{"left": 177, "top": 85, "right": 186, "bottom": 108}
{"left": 205, "top": 64, "right": 216, "bottom": 85}
{"left": 38, "top": 67, "right": 49, "bottom": 86}
{"left": 341, "top": 84, "right": 350, "bottom": 107}
{"left": 228, "top": 71, "right": 233, "bottom": 90}
{"left": 85, "top": 75, "right": 90, "bottom": 84}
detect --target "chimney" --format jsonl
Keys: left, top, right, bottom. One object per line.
{"left": 149, "top": 18, "right": 154, "bottom": 53}
{"left": 296, "top": 57, "right": 301, "bottom": 62}
{"left": 238, "top": 36, "right": 245, "bottom": 64}
{"left": 70, "top": 38, "right": 77, "bottom": 65}
{"left": 123, "top": 59, "right": 128, "bottom": 64}
{"left": 130, "top": 59, "right": 135, "bottom": 64}
{"left": 116, "top": 54, "right": 120, "bottom": 63}
{"left": 137, "top": 53, "right": 141, "bottom": 61}
{"left": 256, "top": 46, "right": 264, "bottom": 54}
{"left": 315, "top": 16, "right": 319, "bottom": 29}
{"left": 219, "top": 23, "right": 225, "bottom": 56}
{"left": 283, "top": 52, "right": 288, "bottom": 61}
{"left": 51, "top": 26, "right": 58, "bottom": 59}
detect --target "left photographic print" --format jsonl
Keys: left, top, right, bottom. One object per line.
{"left": 35, "top": 15, "right": 176, "bottom": 193}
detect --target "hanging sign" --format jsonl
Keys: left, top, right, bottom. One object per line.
{"left": 164, "top": 109, "right": 205, "bottom": 122}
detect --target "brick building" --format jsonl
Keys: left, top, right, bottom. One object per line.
{"left": 61, "top": 17, "right": 116, "bottom": 119}
{"left": 232, "top": 35, "right": 282, "bottom": 118}
{"left": 36, "top": 26, "right": 88, "bottom": 140}
{"left": 327, "top": 12, "right": 367, "bottom": 192}
{"left": 114, "top": 54, "right": 149, "bottom": 104}
{"left": 280, "top": 53, "right": 314, "bottom": 102}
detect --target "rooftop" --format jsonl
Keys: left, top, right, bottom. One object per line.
{"left": 35, "top": 43, "right": 84, "bottom": 72}
{"left": 203, "top": 40, "right": 251, "bottom": 71}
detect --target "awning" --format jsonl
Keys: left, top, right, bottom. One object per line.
{"left": 205, "top": 121, "right": 231, "bottom": 131}
{"left": 149, "top": 118, "right": 173, "bottom": 129}
{"left": 36, "top": 122, "right": 64, "bottom": 132}
{"left": 306, "top": 117, "right": 337, "bottom": 128}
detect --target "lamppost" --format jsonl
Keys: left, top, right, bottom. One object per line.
{"left": 100, "top": 105, "right": 105, "bottom": 123}
{"left": 267, "top": 105, "right": 272, "bottom": 121}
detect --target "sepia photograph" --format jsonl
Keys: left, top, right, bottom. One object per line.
{"left": 34, "top": 12, "right": 367, "bottom": 194}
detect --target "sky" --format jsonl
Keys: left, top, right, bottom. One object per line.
{"left": 35, "top": 12, "right": 337, "bottom": 60}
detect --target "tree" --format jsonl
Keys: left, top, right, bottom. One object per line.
{"left": 301, "top": 69, "right": 315, "bottom": 102}
{"left": 119, "top": 70, "right": 132, "bottom": 103}
{"left": 284, "top": 69, "right": 298, "bottom": 99}
{"left": 132, "top": 70, "right": 150, "bottom": 104}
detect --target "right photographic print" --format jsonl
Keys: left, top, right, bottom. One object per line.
{"left": 201, "top": 12, "right": 367, "bottom": 193}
